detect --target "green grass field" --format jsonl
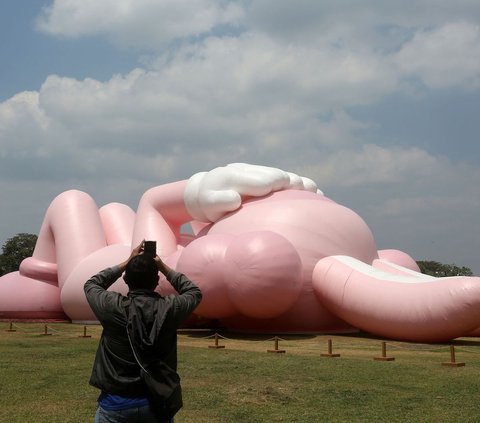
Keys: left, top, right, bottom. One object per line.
{"left": 1, "top": 323, "right": 480, "bottom": 422}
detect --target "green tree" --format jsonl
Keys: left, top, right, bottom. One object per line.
{"left": 0, "top": 233, "right": 38, "bottom": 276}
{"left": 417, "top": 260, "right": 473, "bottom": 277}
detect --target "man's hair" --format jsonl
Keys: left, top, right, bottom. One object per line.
{"left": 124, "top": 254, "right": 159, "bottom": 290}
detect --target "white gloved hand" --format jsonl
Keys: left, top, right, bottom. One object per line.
{"left": 184, "top": 163, "right": 321, "bottom": 222}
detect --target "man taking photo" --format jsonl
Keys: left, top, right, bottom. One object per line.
{"left": 84, "top": 241, "right": 202, "bottom": 423}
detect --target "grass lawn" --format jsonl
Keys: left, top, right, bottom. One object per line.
{"left": 1, "top": 323, "right": 480, "bottom": 422}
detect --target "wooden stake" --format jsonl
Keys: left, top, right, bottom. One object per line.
{"left": 208, "top": 333, "right": 225, "bottom": 349}
{"left": 40, "top": 324, "right": 52, "bottom": 336}
{"left": 78, "top": 325, "right": 92, "bottom": 338}
{"left": 442, "top": 345, "right": 465, "bottom": 367}
{"left": 374, "top": 341, "right": 394, "bottom": 361}
{"left": 267, "top": 336, "right": 286, "bottom": 353}
{"left": 321, "top": 339, "right": 340, "bottom": 358}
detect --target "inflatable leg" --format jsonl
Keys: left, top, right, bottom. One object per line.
{"left": 313, "top": 255, "right": 480, "bottom": 342}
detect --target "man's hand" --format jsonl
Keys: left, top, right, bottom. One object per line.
{"left": 118, "top": 240, "right": 145, "bottom": 272}
{"left": 155, "top": 255, "right": 172, "bottom": 277}
{"left": 118, "top": 240, "right": 172, "bottom": 276}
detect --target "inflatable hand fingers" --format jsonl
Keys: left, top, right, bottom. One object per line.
{"left": 184, "top": 163, "right": 319, "bottom": 222}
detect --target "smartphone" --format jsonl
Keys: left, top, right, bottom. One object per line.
{"left": 144, "top": 240, "right": 156, "bottom": 257}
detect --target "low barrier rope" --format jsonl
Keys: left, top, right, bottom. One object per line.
{"left": 387, "top": 342, "right": 451, "bottom": 352}
{"left": 178, "top": 332, "right": 285, "bottom": 344}
{"left": 10, "top": 322, "right": 48, "bottom": 333}
{"left": 450, "top": 346, "right": 480, "bottom": 355}
{"left": 4, "top": 321, "right": 96, "bottom": 338}
{"left": 45, "top": 325, "right": 64, "bottom": 335}
{"left": 5, "top": 322, "right": 480, "bottom": 361}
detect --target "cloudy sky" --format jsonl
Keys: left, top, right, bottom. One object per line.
{"left": 1, "top": 0, "right": 480, "bottom": 273}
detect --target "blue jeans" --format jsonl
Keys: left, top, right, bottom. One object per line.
{"left": 94, "top": 405, "right": 174, "bottom": 423}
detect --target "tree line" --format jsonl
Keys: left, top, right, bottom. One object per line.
{"left": 0, "top": 233, "right": 476, "bottom": 277}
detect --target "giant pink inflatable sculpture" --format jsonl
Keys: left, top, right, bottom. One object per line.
{"left": 1, "top": 163, "right": 480, "bottom": 342}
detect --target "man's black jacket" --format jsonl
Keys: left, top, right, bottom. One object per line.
{"left": 84, "top": 266, "right": 202, "bottom": 397}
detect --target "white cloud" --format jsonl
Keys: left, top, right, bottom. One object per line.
{"left": 0, "top": 30, "right": 395, "bottom": 171}
{"left": 0, "top": 91, "right": 48, "bottom": 132}
{"left": 36, "top": 0, "right": 244, "bottom": 48}
{"left": 0, "top": 92, "right": 50, "bottom": 160}
{"left": 245, "top": 1, "right": 480, "bottom": 47}
{"left": 1, "top": 15, "right": 476, "bottom": 188}
{"left": 395, "top": 22, "right": 480, "bottom": 89}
